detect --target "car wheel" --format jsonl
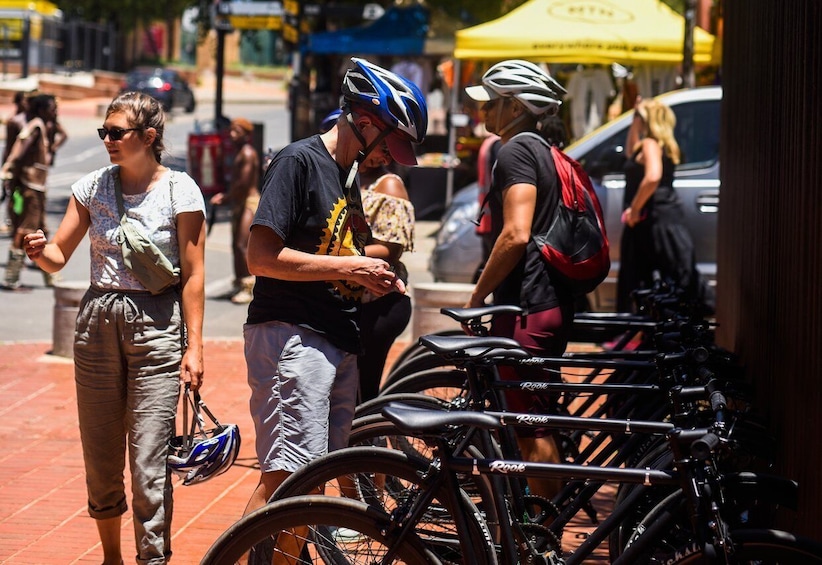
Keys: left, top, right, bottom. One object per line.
{"left": 185, "top": 96, "right": 196, "bottom": 113}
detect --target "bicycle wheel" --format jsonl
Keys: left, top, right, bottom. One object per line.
{"left": 201, "top": 495, "right": 438, "bottom": 565}
{"left": 618, "top": 485, "right": 808, "bottom": 565}
{"left": 381, "top": 354, "right": 459, "bottom": 391}
{"left": 386, "top": 329, "right": 465, "bottom": 374}
{"left": 668, "top": 529, "right": 822, "bottom": 564}
{"left": 271, "top": 446, "right": 500, "bottom": 564}
{"left": 355, "top": 392, "right": 453, "bottom": 420}
{"left": 379, "top": 368, "right": 469, "bottom": 403}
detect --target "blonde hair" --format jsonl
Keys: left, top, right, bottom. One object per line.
{"left": 106, "top": 91, "right": 166, "bottom": 163}
{"left": 635, "top": 99, "right": 680, "bottom": 165}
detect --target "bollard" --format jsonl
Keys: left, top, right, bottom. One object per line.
{"left": 52, "top": 281, "right": 88, "bottom": 358}
{"left": 411, "top": 282, "right": 476, "bottom": 342}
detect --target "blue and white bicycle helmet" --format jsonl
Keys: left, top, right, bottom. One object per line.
{"left": 168, "top": 388, "right": 241, "bottom": 486}
{"left": 341, "top": 57, "right": 427, "bottom": 166}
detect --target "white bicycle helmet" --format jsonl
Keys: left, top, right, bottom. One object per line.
{"left": 466, "top": 60, "right": 567, "bottom": 116}
{"left": 168, "top": 388, "right": 241, "bottom": 486}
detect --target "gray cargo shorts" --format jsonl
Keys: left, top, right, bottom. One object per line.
{"left": 244, "top": 320, "right": 359, "bottom": 473}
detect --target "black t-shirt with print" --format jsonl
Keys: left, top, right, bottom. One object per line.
{"left": 489, "top": 132, "right": 572, "bottom": 313}
{"left": 247, "top": 135, "right": 370, "bottom": 354}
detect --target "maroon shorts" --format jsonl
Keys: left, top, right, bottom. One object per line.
{"left": 491, "top": 304, "right": 574, "bottom": 417}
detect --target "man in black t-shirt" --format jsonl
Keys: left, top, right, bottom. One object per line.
{"left": 240, "top": 58, "right": 428, "bottom": 521}
{"left": 464, "top": 60, "right": 573, "bottom": 500}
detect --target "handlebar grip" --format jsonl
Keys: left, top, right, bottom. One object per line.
{"left": 697, "top": 365, "right": 715, "bottom": 381}
{"left": 691, "top": 432, "right": 721, "bottom": 460}
{"left": 709, "top": 390, "right": 727, "bottom": 413}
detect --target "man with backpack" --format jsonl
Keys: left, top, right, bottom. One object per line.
{"left": 463, "top": 60, "right": 578, "bottom": 499}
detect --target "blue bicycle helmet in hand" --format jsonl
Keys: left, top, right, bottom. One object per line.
{"left": 341, "top": 57, "right": 428, "bottom": 166}
{"left": 168, "top": 387, "right": 241, "bottom": 486}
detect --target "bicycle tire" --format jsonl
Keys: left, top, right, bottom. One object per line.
{"left": 379, "top": 368, "right": 469, "bottom": 401}
{"left": 668, "top": 528, "right": 822, "bottom": 564}
{"left": 270, "top": 447, "right": 499, "bottom": 564}
{"left": 386, "top": 329, "right": 465, "bottom": 373}
{"left": 617, "top": 484, "right": 807, "bottom": 564}
{"left": 200, "top": 495, "right": 437, "bottom": 565}
{"left": 609, "top": 444, "right": 675, "bottom": 560}
{"left": 381, "top": 354, "right": 460, "bottom": 391}
{"left": 347, "top": 420, "right": 503, "bottom": 531}
{"left": 355, "top": 392, "right": 452, "bottom": 420}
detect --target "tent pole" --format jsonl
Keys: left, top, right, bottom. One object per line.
{"left": 682, "top": 0, "right": 697, "bottom": 88}
{"left": 445, "top": 58, "right": 461, "bottom": 207}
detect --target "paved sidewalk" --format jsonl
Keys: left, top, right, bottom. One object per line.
{"left": 0, "top": 339, "right": 610, "bottom": 564}
{"left": 0, "top": 339, "right": 262, "bottom": 564}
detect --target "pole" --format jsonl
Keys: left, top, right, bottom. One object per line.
{"left": 215, "top": 27, "right": 226, "bottom": 126}
{"left": 21, "top": 16, "right": 30, "bottom": 78}
{"left": 682, "top": 0, "right": 697, "bottom": 89}
{"left": 444, "top": 58, "right": 461, "bottom": 208}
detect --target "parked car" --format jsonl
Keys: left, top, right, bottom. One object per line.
{"left": 121, "top": 67, "right": 196, "bottom": 113}
{"left": 429, "top": 86, "right": 721, "bottom": 311}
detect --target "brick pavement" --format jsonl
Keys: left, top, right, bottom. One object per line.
{"left": 0, "top": 339, "right": 611, "bottom": 564}
{"left": 0, "top": 339, "right": 259, "bottom": 564}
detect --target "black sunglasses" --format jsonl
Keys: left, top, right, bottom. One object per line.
{"left": 97, "top": 127, "right": 141, "bottom": 141}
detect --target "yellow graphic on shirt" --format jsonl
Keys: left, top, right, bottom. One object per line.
{"left": 318, "top": 196, "right": 369, "bottom": 299}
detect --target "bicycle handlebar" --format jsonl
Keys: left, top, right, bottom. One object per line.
{"left": 690, "top": 431, "right": 721, "bottom": 460}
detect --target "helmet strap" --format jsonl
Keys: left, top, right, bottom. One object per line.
{"left": 497, "top": 112, "right": 529, "bottom": 138}
{"left": 343, "top": 110, "right": 393, "bottom": 190}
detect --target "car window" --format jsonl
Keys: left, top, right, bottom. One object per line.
{"left": 575, "top": 97, "right": 720, "bottom": 179}
{"left": 671, "top": 100, "right": 720, "bottom": 169}
{"left": 575, "top": 127, "right": 628, "bottom": 180}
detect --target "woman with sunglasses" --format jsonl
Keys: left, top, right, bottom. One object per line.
{"left": 22, "top": 91, "right": 206, "bottom": 565}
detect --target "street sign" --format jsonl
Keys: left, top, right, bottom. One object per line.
{"left": 217, "top": 1, "right": 283, "bottom": 17}
{"left": 230, "top": 15, "right": 282, "bottom": 30}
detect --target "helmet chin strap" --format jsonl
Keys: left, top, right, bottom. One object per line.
{"left": 497, "top": 112, "right": 529, "bottom": 138}
{"left": 344, "top": 111, "right": 393, "bottom": 189}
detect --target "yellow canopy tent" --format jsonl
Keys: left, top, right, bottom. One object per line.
{"left": 454, "top": 0, "right": 719, "bottom": 65}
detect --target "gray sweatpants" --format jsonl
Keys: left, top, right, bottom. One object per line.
{"left": 74, "top": 286, "right": 183, "bottom": 565}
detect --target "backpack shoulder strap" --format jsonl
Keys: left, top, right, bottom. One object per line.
{"left": 512, "top": 131, "right": 581, "bottom": 208}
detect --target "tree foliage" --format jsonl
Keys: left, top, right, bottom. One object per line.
{"left": 54, "top": 0, "right": 196, "bottom": 31}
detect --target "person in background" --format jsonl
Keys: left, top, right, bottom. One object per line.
{"left": 240, "top": 57, "right": 426, "bottom": 527}
{"left": 464, "top": 60, "right": 573, "bottom": 500}
{"left": 1, "top": 94, "right": 56, "bottom": 289}
{"left": 46, "top": 109, "right": 69, "bottom": 167}
{"left": 22, "top": 91, "right": 206, "bottom": 565}
{"left": 1, "top": 91, "right": 29, "bottom": 236}
{"left": 617, "top": 97, "right": 705, "bottom": 312}
{"left": 209, "top": 117, "right": 260, "bottom": 304}
{"left": 357, "top": 163, "right": 415, "bottom": 402}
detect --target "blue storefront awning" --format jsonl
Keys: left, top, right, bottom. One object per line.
{"left": 306, "top": 5, "right": 429, "bottom": 56}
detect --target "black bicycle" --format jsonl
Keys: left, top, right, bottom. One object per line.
{"left": 201, "top": 400, "right": 819, "bottom": 564}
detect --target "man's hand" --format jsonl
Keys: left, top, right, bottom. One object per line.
{"left": 351, "top": 257, "right": 406, "bottom": 297}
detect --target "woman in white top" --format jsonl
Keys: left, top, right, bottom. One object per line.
{"left": 23, "top": 91, "right": 206, "bottom": 565}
